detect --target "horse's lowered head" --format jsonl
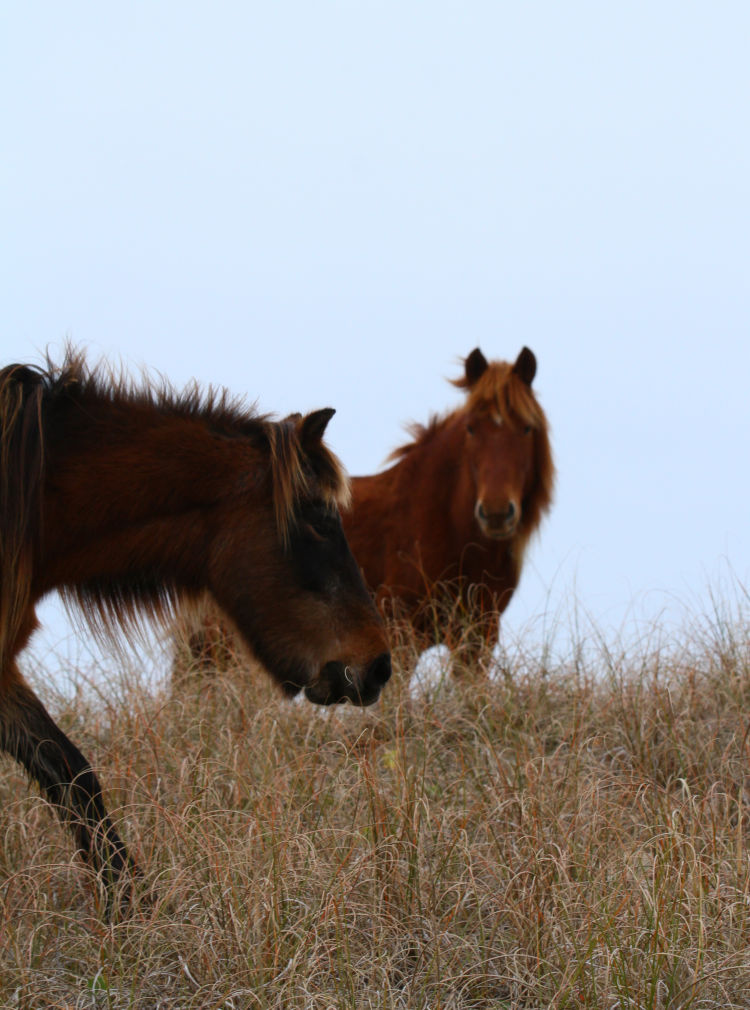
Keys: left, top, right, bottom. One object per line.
{"left": 208, "top": 407, "right": 391, "bottom": 706}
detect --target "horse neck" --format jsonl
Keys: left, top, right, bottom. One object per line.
{"left": 50, "top": 398, "right": 241, "bottom": 504}
{"left": 37, "top": 399, "right": 256, "bottom": 590}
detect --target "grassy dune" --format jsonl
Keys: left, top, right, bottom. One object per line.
{"left": 2, "top": 605, "right": 750, "bottom": 1008}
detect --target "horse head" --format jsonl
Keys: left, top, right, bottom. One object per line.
{"left": 457, "top": 346, "right": 546, "bottom": 542}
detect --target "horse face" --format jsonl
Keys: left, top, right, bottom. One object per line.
{"left": 286, "top": 498, "right": 391, "bottom": 705}
{"left": 465, "top": 410, "right": 536, "bottom": 541}
{"left": 211, "top": 489, "right": 391, "bottom": 708}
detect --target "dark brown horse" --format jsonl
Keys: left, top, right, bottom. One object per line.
{"left": 0, "top": 349, "right": 390, "bottom": 914}
{"left": 343, "top": 346, "right": 554, "bottom": 667}
{"left": 180, "top": 347, "right": 553, "bottom": 676}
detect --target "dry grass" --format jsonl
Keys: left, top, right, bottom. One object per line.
{"left": 3, "top": 602, "right": 750, "bottom": 1008}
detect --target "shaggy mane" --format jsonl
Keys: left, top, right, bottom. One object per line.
{"left": 36, "top": 347, "right": 349, "bottom": 537}
{"left": 389, "top": 357, "right": 547, "bottom": 460}
{"left": 451, "top": 359, "right": 547, "bottom": 431}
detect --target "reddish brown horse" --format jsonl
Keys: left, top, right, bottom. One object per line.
{"left": 0, "top": 349, "right": 390, "bottom": 915}
{"left": 181, "top": 347, "right": 554, "bottom": 676}
{"left": 343, "top": 346, "right": 554, "bottom": 667}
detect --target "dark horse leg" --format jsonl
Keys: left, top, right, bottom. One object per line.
{"left": 0, "top": 670, "right": 136, "bottom": 918}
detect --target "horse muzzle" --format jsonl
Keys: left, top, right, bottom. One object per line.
{"left": 304, "top": 652, "right": 392, "bottom": 707}
{"left": 475, "top": 500, "right": 519, "bottom": 540}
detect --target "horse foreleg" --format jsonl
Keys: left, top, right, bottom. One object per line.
{"left": 0, "top": 672, "right": 137, "bottom": 918}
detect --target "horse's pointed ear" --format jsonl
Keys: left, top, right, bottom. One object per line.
{"left": 512, "top": 347, "right": 536, "bottom": 386}
{"left": 299, "top": 407, "right": 336, "bottom": 447}
{"left": 464, "top": 348, "right": 488, "bottom": 387}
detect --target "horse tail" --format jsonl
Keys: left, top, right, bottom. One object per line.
{"left": 0, "top": 363, "right": 46, "bottom": 668}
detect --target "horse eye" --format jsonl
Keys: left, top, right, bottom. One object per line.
{"left": 311, "top": 514, "right": 339, "bottom": 538}
{"left": 523, "top": 425, "right": 532, "bottom": 435}
{"left": 466, "top": 424, "right": 475, "bottom": 436}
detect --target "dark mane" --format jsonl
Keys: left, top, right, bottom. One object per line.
{"left": 25, "top": 347, "right": 269, "bottom": 438}
{"left": 74, "top": 350, "right": 350, "bottom": 528}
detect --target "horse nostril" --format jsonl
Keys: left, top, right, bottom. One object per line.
{"left": 369, "top": 652, "right": 392, "bottom": 687}
{"left": 477, "top": 502, "right": 488, "bottom": 521}
{"left": 505, "top": 501, "right": 516, "bottom": 521}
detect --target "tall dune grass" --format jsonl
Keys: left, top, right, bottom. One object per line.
{"left": 2, "top": 597, "right": 750, "bottom": 1008}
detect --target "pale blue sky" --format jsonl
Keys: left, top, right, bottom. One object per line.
{"left": 2, "top": 2, "right": 749, "bottom": 669}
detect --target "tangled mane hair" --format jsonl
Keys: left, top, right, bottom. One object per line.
{"left": 265, "top": 411, "right": 351, "bottom": 546}
{"left": 0, "top": 347, "right": 350, "bottom": 660}
{"left": 450, "top": 357, "right": 547, "bottom": 431}
{"left": 390, "top": 356, "right": 547, "bottom": 459}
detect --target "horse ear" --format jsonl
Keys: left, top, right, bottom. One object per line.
{"left": 298, "top": 407, "right": 336, "bottom": 447}
{"left": 512, "top": 347, "right": 536, "bottom": 386}
{"left": 464, "top": 348, "right": 489, "bottom": 387}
